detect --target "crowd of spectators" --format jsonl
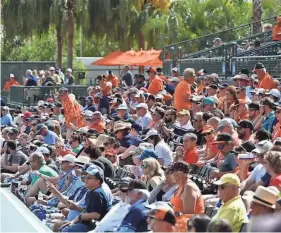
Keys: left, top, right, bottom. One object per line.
{"left": 1, "top": 61, "right": 281, "bottom": 233}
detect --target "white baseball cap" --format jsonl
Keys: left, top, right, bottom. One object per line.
{"left": 268, "top": 89, "right": 281, "bottom": 99}
{"left": 171, "top": 77, "right": 180, "bottom": 82}
{"left": 136, "top": 103, "right": 148, "bottom": 110}
{"left": 66, "top": 68, "right": 72, "bottom": 72}
{"left": 75, "top": 156, "right": 90, "bottom": 167}
{"left": 106, "top": 82, "right": 113, "bottom": 88}
{"left": 172, "top": 67, "right": 178, "bottom": 72}
{"left": 252, "top": 140, "right": 273, "bottom": 154}
{"left": 9, "top": 74, "right": 15, "bottom": 78}
{"left": 36, "top": 147, "right": 50, "bottom": 155}
{"left": 60, "top": 154, "right": 76, "bottom": 164}
{"left": 143, "top": 129, "right": 159, "bottom": 140}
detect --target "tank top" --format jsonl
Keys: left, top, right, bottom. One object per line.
{"left": 170, "top": 184, "right": 204, "bottom": 214}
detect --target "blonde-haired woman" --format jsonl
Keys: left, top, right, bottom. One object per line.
{"left": 141, "top": 157, "right": 165, "bottom": 191}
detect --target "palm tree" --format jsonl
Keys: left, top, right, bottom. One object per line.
{"left": 252, "top": 0, "right": 263, "bottom": 34}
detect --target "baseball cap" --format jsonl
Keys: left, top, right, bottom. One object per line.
{"left": 212, "top": 133, "right": 232, "bottom": 144}
{"left": 218, "top": 83, "right": 229, "bottom": 89}
{"left": 36, "top": 147, "right": 50, "bottom": 155}
{"left": 156, "top": 68, "right": 162, "bottom": 73}
{"left": 255, "top": 129, "right": 271, "bottom": 141}
{"left": 143, "top": 129, "right": 159, "bottom": 140}
{"left": 268, "top": 89, "right": 281, "bottom": 99}
{"left": 36, "top": 123, "right": 47, "bottom": 134}
{"left": 171, "top": 77, "right": 180, "bottom": 83}
{"left": 202, "top": 97, "right": 215, "bottom": 105}
{"left": 9, "top": 74, "right": 15, "bottom": 78}
{"left": 252, "top": 140, "right": 273, "bottom": 154}
{"left": 189, "top": 95, "right": 204, "bottom": 104}
{"left": 22, "top": 111, "right": 33, "bottom": 118}
{"left": 248, "top": 102, "right": 260, "bottom": 111}
{"left": 75, "top": 156, "right": 91, "bottom": 167}
{"left": 120, "top": 179, "right": 148, "bottom": 192}
{"left": 66, "top": 68, "right": 72, "bottom": 72}
{"left": 8, "top": 127, "right": 19, "bottom": 134}
{"left": 138, "top": 142, "right": 154, "bottom": 151}
{"left": 82, "top": 110, "right": 94, "bottom": 117}
{"left": 238, "top": 120, "right": 253, "bottom": 130}
{"left": 117, "top": 104, "right": 128, "bottom": 110}
{"left": 206, "top": 84, "right": 218, "bottom": 90}
{"left": 217, "top": 118, "right": 233, "bottom": 131}
{"left": 234, "top": 141, "right": 256, "bottom": 153}
{"left": 253, "top": 62, "right": 265, "bottom": 70}
{"left": 60, "top": 154, "right": 76, "bottom": 164}
{"left": 202, "top": 125, "right": 215, "bottom": 134}
{"left": 2, "top": 106, "right": 9, "bottom": 111}
{"left": 49, "top": 66, "right": 55, "bottom": 71}
{"left": 214, "top": 173, "right": 240, "bottom": 187}
{"left": 213, "top": 37, "right": 222, "bottom": 42}
{"left": 155, "top": 94, "right": 164, "bottom": 100}
{"left": 146, "top": 67, "right": 157, "bottom": 73}
{"left": 136, "top": 103, "right": 148, "bottom": 110}
{"left": 172, "top": 67, "right": 178, "bottom": 72}
{"left": 148, "top": 207, "right": 176, "bottom": 226}
{"left": 85, "top": 164, "right": 104, "bottom": 181}
{"left": 136, "top": 149, "right": 158, "bottom": 160}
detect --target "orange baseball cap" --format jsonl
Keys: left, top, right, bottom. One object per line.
{"left": 148, "top": 207, "right": 176, "bottom": 226}
{"left": 202, "top": 125, "right": 214, "bottom": 134}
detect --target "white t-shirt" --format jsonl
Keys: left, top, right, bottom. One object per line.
{"left": 155, "top": 140, "right": 173, "bottom": 166}
{"left": 248, "top": 164, "right": 266, "bottom": 183}
{"left": 93, "top": 201, "right": 130, "bottom": 232}
{"left": 174, "top": 121, "right": 194, "bottom": 130}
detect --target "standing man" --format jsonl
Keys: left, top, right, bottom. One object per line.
{"left": 121, "top": 65, "right": 133, "bottom": 87}
{"left": 58, "top": 87, "right": 83, "bottom": 130}
{"left": 174, "top": 68, "right": 195, "bottom": 111}
{"left": 3, "top": 74, "right": 20, "bottom": 91}
{"left": 65, "top": 68, "right": 75, "bottom": 85}
{"left": 147, "top": 67, "right": 164, "bottom": 95}
{"left": 254, "top": 63, "right": 277, "bottom": 90}
{"left": 24, "top": 69, "right": 38, "bottom": 86}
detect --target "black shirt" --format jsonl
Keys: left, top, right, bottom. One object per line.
{"left": 96, "top": 156, "right": 115, "bottom": 179}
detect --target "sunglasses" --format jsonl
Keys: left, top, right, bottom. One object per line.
{"left": 85, "top": 118, "right": 92, "bottom": 121}
{"left": 202, "top": 131, "right": 213, "bottom": 136}
{"left": 141, "top": 164, "right": 149, "bottom": 169}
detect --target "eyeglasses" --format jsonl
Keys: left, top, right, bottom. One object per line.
{"left": 218, "top": 184, "right": 233, "bottom": 190}
{"left": 85, "top": 118, "right": 92, "bottom": 121}
{"left": 202, "top": 132, "right": 213, "bottom": 136}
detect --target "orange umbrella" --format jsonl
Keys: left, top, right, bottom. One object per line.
{"left": 91, "top": 51, "right": 123, "bottom": 66}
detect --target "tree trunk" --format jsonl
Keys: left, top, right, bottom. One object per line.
{"left": 67, "top": 0, "right": 75, "bottom": 69}
{"left": 148, "top": 30, "right": 155, "bottom": 49}
{"left": 138, "top": 32, "right": 145, "bottom": 50}
{"left": 252, "top": 0, "right": 263, "bottom": 34}
{"left": 56, "top": 25, "right": 63, "bottom": 68}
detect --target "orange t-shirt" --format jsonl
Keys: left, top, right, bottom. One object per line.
{"left": 272, "top": 25, "right": 281, "bottom": 41}
{"left": 183, "top": 147, "right": 199, "bottom": 164}
{"left": 197, "top": 84, "right": 205, "bottom": 95}
{"left": 258, "top": 73, "right": 277, "bottom": 90}
{"left": 269, "top": 174, "right": 281, "bottom": 191}
{"left": 147, "top": 76, "right": 164, "bottom": 95}
{"left": 59, "top": 149, "right": 76, "bottom": 157}
{"left": 174, "top": 80, "right": 192, "bottom": 111}
{"left": 89, "top": 122, "right": 105, "bottom": 133}
{"left": 272, "top": 122, "right": 281, "bottom": 142}
{"left": 105, "top": 75, "right": 120, "bottom": 88}
{"left": 3, "top": 80, "right": 20, "bottom": 91}
{"left": 206, "top": 140, "right": 219, "bottom": 158}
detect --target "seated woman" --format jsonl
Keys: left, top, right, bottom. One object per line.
{"left": 141, "top": 158, "right": 165, "bottom": 191}
{"left": 148, "top": 167, "right": 178, "bottom": 203}
{"left": 169, "top": 161, "right": 204, "bottom": 215}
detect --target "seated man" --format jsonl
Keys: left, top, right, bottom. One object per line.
{"left": 210, "top": 133, "right": 239, "bottom": 179}
{"left": 116, "top": 179, "right": 150, "bottom": 232}
{"left": 1, "top": 140, "right": 28, "bottom": 182}
{"left": 60, "top": 165, "right": 113, "bottom": 232}
{"left": 175, "top": 132, "right": 199, "bottom": 164}
{"left": 24, "top": 152, "right": 59, "bottom": 205}
{"left": 213, "top": 174, "right": 248, "bottom": 232}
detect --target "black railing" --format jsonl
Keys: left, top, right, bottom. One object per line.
{"left": 9, "top": 85, "right": 89, "bottom": 107}
{"left": 232, "top": 55, "right": 281, "bottom": 79}
{"left": 163, "top": 16, "right": 277, "bottom": 64}
{"left": 236, "top": 41, "right": 281, "bottom": 57}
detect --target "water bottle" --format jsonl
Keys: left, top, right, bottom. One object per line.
{"left": 38, "top": 192, "right": 44, "bottom": 201}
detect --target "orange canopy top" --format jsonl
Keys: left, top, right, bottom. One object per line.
{"left": 92, "top": 48, "right": 162, "bottom": 66}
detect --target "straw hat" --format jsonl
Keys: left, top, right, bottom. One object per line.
{"left": 243, "top": 186, "right": 279, "bottom": 209}
{"left": 95, "top": 134, "right": 110, "bottom": 147}
{"left": 113, "top": 121, "right": 131, "bottom": 132}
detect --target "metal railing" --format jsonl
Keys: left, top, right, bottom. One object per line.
{"left": 163, "top": 16, "right": 277, "bottom": 64}
{"left": 236, "top": 41, "right": 281, "bottom": 57}
{"left": 9, "top": 85, "right": 89, "bottom": 107}
{"left": 231, "top": 55, "right": 281, "bottom": 79}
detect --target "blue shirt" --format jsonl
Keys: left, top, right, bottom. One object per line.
{"left": 116, "top": 199, "right": 149, "bottom": 232}
{"left": 25, "top": 75, "right": 38, "bottom": 86}
{"left": 1, "top": 113, "right": 13, "bottom": 126}
{"left": 43, "top": 130, "right": 58, "bottom": 145}
{"left": 246, "top": 86, "right": 254, "bottom": 99}
{"left": 262, "top": 111, "right": 275, "bottom": 133}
